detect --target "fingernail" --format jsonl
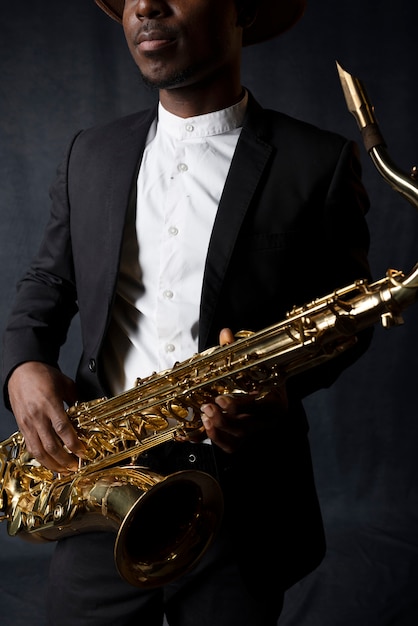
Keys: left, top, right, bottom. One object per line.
{"left": 201, "top": 415, "right": 212, "bottom": 429}
{"left": 201, "top": 404, "right": 214, "bottom": 417}
{"left": 215, "top": 395, "right": 229, "bottom": 409}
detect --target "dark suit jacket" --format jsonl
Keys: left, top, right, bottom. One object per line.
{"left": 1, "top": 92, "right": 372, "bottom": 592}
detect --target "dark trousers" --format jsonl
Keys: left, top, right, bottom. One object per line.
{"left": 47, "top": 527, "right": 284, "bottom": 626}
{"left": 47, "top": 443, "right": 284, "bottom": 625}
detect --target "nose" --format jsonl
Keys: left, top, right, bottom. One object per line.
{"left": 130, "top": 0, "right": 167, "bottom": 19}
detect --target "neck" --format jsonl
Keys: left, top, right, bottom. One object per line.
{"left": 159, "top": 75, "right": 244, "bottom": 118}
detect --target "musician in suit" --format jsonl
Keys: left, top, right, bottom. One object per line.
{"left": 1, "top": 0, "right": 373, "bottom": 624}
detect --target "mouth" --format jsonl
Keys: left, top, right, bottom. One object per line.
{"left": 136, "top": 30, "right": 175, "bottom": 52}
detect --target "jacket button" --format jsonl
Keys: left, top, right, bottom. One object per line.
{"left": 88, "top": 359, "right": 97, "bottom": 373}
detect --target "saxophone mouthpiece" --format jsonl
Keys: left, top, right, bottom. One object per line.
{"left": 336, "top": 60, "right": 386, "bottom": 151}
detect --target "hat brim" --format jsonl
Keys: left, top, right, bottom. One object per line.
{"left": 95, "top": 0, "right": 306, "bottom": 46}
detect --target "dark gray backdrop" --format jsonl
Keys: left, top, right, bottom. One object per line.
{"left": 1, "top": 2, "right": 418, "bottom": 625}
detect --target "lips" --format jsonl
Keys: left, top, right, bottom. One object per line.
{"left": 136, "top": 29, "right": 175, "bottom": 52}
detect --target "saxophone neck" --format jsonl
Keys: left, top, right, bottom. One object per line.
{"left": 337, "top": 61, "right": 418, "bottom": 210}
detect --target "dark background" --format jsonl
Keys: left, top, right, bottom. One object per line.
{"left": 1, "top": 1, "right": 418, "bottom": 624}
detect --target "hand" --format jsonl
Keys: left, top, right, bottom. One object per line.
{"left": 7, "top": 361, "right": 86, "bottom": 472}
{"left": 200, "top": 328, "right": 288, "bottom": 454}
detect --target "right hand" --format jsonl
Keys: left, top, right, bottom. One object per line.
{"left": 194, "top": 328, "right": 289, "bottom": 454}
{"left": 7, "top": 361, "right": 86, "bottom": 472}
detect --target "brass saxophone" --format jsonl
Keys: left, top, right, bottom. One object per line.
{"left": 1, "top": 65, "right": 418, "bottom": 589}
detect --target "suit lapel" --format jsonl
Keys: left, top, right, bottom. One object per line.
{"left": 97, "top": 109, "right": 156, "bottom": 341}
{"left": 199, "top": 97, "right": 274, "bottom": 349}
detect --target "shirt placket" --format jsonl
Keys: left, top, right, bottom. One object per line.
{"left": 156, "top": 140, "right": 188, "bottom": 369}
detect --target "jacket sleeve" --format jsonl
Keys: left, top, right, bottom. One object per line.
{"left": 1, "top": 134, "right": 80, "bottom": 408}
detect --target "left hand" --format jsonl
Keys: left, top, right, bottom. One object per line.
{"left": 199, "top": 328, "right": 288, "bottom": 454}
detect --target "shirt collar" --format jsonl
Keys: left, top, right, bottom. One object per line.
{"left": 157, "top": 90, "right": 248, "bottom": 140}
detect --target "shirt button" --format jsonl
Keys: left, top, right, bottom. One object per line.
{"left": 168, "top": 226, "right": 178, "bottom": 236}
{"left": 177, "top": 163, "right": 188, "bottom": 173}
{"left": 163, "top": 289, "right": 173, "bottom": 299}
{"left": 166, "top": 344, "right": 175, "bottom": 353}
{"left": 185, "top": 124, "right": 194, "bottom": 132}
{"left": 188, "top": 453, "right": 197, "bottom": 464}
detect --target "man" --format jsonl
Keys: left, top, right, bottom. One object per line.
{"left": 1, "top": 0, "right": 373, "bottom": 624}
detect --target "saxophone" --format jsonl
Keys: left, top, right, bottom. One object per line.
{"left": 1, "top": 65, "right": 418, "bottom": 589}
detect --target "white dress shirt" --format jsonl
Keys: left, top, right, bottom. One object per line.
{"left": 103, "top": 93, "right": 248, "bottom": 395}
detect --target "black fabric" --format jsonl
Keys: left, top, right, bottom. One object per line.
{"left": 1, "top": 1, "right": 418, "bottom": 625}
{"left": 47, "top": 529, "right": 284, "bottom": 626}
{"left": 141, "top": 441, "right": 221, "bottom": 477}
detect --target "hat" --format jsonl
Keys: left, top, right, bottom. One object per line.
{"left": 94, "top": 0, "right": 306, "bottom": 46}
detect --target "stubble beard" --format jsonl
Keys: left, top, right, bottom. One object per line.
{"left": 139, "top": 62, "right": 202, "bottom": 91}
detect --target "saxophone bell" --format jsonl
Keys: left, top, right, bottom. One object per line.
{"left": 0, "top": 431, "right": 223, "bottom": 589}
{"left": 112, "top": 468, "right": 223, "bottom": 588}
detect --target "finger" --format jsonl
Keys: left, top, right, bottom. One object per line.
{"left": 200, "top": 407, "right": 242, "bottom": 454}
{"left": 50, "top": 412, "right": 87, "bottom": 459}
{"left": 214, "top": 392, "right": 258, "bottom": 416}
{"left": 200, "top": 402, "right": 246, "bottom": 437}
{"left": 219, "top": 327, "right": 235, "bottom": 346}
{"left": 23, "top": 428, "right": 79, "bottom": 473}
{"left": 19, "top": 405, "right": 86, "bottom": 470}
